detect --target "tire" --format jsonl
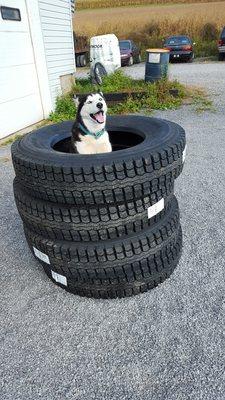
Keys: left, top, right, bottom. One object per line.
{"left": 137, "top": 54, "right": 142, "bottom": 64}
{"left": 79, "top": 54, "right": 87, "bottom": 67}
{"left": 128, "top": 56, "right": 134, "bottom": 66}
{"left": 76, "top": 55, "right": 81, "bottom": 67}
{"left": 218, "top": 53, "right": 225, "bottom": 61}
{"left": 93, "top": 62, "right": 107, "bottom": 85}
{"left": 24, "top": 196, "right": 182, "bottom": 299}
{"left": 11, "top": 116, "right": 186, "bottom": 206}
{"left": 14, "top": 178, "right": 174, "bottom": 242}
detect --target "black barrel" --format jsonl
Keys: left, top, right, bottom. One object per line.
{"left": 145, "top": 49, "right": 170, "bottom": 83}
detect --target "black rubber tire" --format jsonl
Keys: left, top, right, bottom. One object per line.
{"left": 137, "top": 54, "right": 142, "bottom": 64}
{"left": 43, "top": 228, "right": 182, "bottom": 298}
{"left": 75, "top": 55, "right": 81, "bottom": 67}
{"left": 11, "top": 116, "right": 186, "bottom": 206}
{"left": 79, "top": 54, "right": 87, "bottom": 67}
{"left": 128, "top": 56, "right": 134, "bottom": 66}
{"left": 93, "top": 62, "right": 107, "bottom": 85}
{"left": 24, "top": 196, "right": 182, "bottom": 298}
{"left": 14, "top": 178, "right": 174, "bottom": 242}
{"left": 218, "top": 53, "right": 225, "bottom": 61}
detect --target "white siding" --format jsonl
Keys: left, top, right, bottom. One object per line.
{"left": 0, "top": 0, "right": 44, "bottom": 138}
{"left": 38, "top": 0, "right": 75, "bottom": 105}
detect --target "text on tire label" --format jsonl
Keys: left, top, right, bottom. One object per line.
{"left": 147, "top": 198, "right": 164, "bottom": 219}
{"left": 51, "top": 270, "right": 67, "bottom": 286}
{"left": 182, "top": 145, "right": 187, "bottom": 163}
{"left": 33, "top": 246, "right": 50, "bottom": 264}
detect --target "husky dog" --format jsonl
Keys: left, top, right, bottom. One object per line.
{"left": 71, "top": 92, "right": 112, "bottom": 154}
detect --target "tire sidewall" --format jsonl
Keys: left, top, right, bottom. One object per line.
{"left": 12, "top": 116, "right": 185, "bottom": 168}
{"left": 128, "top": 56, "right": 134, "bottom": 66}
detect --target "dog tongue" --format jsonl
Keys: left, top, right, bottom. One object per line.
{"left": 95, "top": 111, "right": 104, "bottom": 123}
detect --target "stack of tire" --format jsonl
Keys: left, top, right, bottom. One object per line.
{"left": 75, "top": 54, "right": 87, "bottom": 68}
{"left": 11, "top": 116, "right": 186, "bottom": 299}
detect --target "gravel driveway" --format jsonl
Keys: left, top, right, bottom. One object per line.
{"left": 1, "top": 62, "right": 225, "bottom": 400}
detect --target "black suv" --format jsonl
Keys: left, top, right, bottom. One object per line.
{"left": 218, "top": 27, "right": 225, "bottom": 61}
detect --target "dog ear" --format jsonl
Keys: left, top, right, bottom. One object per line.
{"left": 73, "top": 95, "right": 80, "bottom": 107}
{"left": 98, "top": 91, "right": 104, "bottom": 98}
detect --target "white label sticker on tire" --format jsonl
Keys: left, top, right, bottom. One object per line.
{"left": 33, "top": 246, "right": 50, "bottom": 264}
{"left": 147, "top": 198, "right": 164, "bottom": 219}
{"left": 182, "top": 145, "right": 187, "bottom": 163}
{"left": 51, "top": 270, "right": 67, "bottom": 286}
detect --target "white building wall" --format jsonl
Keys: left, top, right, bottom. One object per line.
{"left": 38, "top": 0, "right": 76, "bottom": 105}
{"left": 0, "top": 0, "right": 75, "bottom": 139}
{"left": 0, "top": 0, "right": 46, "bottom": 138}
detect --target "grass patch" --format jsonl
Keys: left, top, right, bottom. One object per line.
{"left": 0, "top": 120, "right": 53, "bottom": 147}
{"left": 74, "top": 71, "right": 142, "bottom": 93}
{"left": 1, "top": 72, "right": 212, "bottom": 146}
{"left": 0, "top": 134, "right": 24, "bottom": 146}
{"left": 48, "top": 70, "right": 210, "bottom": 123}
{"left": 186, "top": 86, "right": 214, "bottom": 113}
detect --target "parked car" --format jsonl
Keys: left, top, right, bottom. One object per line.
{"left": 163, "top": 35, "right": 194, "bottom": 62}
{"left": 119, "top": 40, "right": 141, "bottom": 66}
{"left": 218, "top": 27, "right": 225, "bottom": 61}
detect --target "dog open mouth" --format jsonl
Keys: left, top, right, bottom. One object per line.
{"left": 90, "top": 110, "right": 105, "bottom": 124}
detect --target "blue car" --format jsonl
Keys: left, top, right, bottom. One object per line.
{"left": 163, "top": 35, "right": 195, "bottom": 62}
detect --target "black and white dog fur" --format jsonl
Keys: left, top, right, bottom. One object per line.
{"left": 71, "top": 92, "right": 112, "bottom": 154}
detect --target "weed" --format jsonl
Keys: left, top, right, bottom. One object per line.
{"left": 189, "top": 88, "right": 214, "bottom": 113}
{"left": 0, "top": 134, "right": 23, "bottom": 146}
{"left": 74, "top": 70, "right": 146, "bottom": 94}
{"left": 200, "top": 22, "right": 219, "bottom": 41}
{"left": 49, "top": 94, "right": 76, "bottom": 123}
{"left": 48, "top": 71, "right": 205, "bottom": 122}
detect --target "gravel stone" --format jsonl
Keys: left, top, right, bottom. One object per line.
{"left": 1, "top": 62, "right": 225, "bottom": 400}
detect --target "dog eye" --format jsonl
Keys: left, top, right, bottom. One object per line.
{"left": 99, "top": 98, "right": 102, "bottom": 101}
{"left": 87, "top": 100, "right": 92, "bottom": 104}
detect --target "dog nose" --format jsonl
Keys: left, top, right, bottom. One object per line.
{"left": 96, "top": 102, "right": 103, "bottom": 109}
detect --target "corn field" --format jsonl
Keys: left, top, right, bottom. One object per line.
{"left": 74, "top": 1, "right": 225, "bottom": 56}
{"left": 76, "top": 0, "right": 224, "bottom": 10}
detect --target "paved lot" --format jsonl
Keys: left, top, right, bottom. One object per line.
{"left": 1, "top": 62, "right": 225, "bottom": 400}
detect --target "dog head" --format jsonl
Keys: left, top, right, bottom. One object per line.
{"left": 74, "top": 92, "right": 107, "bottom": 134}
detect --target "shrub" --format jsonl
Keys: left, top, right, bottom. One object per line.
{"left": 49, "top": 95, "right": 76, "bottom": 123}
{"left": 48, "top": 71, "right": 188, "bottom": 122}
{"left": 144, "top": 22, "right": 161, "bottom": 37}
{"left": 194, "top": 39, "right": 218, "bottom": 57}
{"left": 200, "top": 22, "right": 218, "bottom": 41}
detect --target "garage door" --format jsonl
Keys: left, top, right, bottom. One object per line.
{"left": 0, "top": 0, "right": 44, "bottom": 139}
